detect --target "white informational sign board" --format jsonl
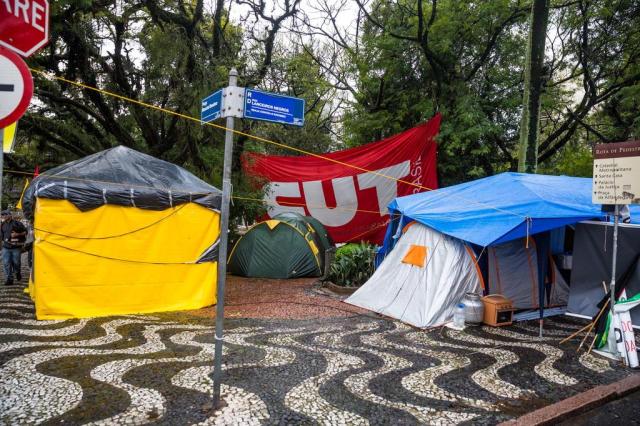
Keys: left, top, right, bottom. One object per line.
{"left": 592, "top": 140, "right": 640, "bottom": 205}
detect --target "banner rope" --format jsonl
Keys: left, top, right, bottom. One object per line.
{"left": 28, "top": 68, "right": 528, "bottom": 220}
{"left": 230, "top": 195, "right": 383, "bottom": 215}
{"left": 36, "top": 213, "right": 389, "bottom": 264}
{"left": 343, "top": 215, "right": 399, "bottom": 243}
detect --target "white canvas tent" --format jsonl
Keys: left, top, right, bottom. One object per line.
{"left": 346, "top": 223, "right": 482, "bottom": 328}
{"left": 347, "top": 222, "right": 571, "bottom": 328}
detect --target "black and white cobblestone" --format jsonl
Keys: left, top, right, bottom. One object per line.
{"left": 0, "top": 282, "right": 637, "bottom": 425}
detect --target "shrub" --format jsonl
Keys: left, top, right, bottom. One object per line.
{"left": 327, "top": 242, "right": 377, "bottom": 287}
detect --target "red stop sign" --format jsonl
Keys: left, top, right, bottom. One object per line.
{"left": 0, "top": 0, "right": 49, "bottom": 57}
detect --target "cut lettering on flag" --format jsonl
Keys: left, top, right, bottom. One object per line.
{"left": 243, "top": 114, "right": 440, "bottom": 243}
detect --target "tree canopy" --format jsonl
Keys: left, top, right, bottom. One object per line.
{"left": 5, "top": 0, "right": 638, "bottom": 206}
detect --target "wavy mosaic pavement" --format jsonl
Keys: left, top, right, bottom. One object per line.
{"left": 0, "top": 284, "right": 635, "bottom": 425}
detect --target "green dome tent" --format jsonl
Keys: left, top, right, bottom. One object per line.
{"left": 228, "top": 213, "right": 333, "bottom": 279}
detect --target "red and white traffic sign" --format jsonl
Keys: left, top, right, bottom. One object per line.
{"left": 0, "top": 46, "right": 33, "bottom": 129}
{"left": 0, "top": 0, "right": 49, "bottom": 57}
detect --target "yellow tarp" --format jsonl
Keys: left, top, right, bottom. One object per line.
{"left": 31, "top": 198, "right": 219, "bottom": 319}
{"left": 2, "top": 122, "right": 17, "bottom": 153}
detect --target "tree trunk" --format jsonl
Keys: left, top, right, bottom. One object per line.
{"left": 518, "top": 0, "right": 549, "bottom": 173}
{"left": 212, "top": 0, "right": 225, "bottom": 57}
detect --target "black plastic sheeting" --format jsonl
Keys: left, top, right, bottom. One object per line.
{"left": 567, "top": 222, "right": 640, "bottom": 325}
{"left": 197, "top": 240, "right": 220, "bottom": 263}
{"left": 22, "top": 146, "right": 222, "bottom": 220}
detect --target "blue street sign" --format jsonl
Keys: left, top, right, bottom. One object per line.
{"left": 244, "top": 89, "right": 304, "bottom": 126}
{"left": 201, "top": 89, "right": 223, "bottom": 123}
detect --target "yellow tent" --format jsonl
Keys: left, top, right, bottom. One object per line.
{"left": 22, "top": 146, "right": 221, "bottom": 320}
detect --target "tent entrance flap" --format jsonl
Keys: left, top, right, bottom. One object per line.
{"left": 486, "top": 236, "right": 569, "bottom": 310}
{"left": 488, "top": 239, "right": 540, "bottom": 309}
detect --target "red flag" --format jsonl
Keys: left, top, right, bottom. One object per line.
{"left": 243, "top": 114, "right": 440, "bottom": 244}
{"left": 34, "top": 165, "right": 39, "bottom": 177}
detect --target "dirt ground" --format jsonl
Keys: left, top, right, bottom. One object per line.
{"left": 186, "top": 276, "right": 369, "bottom": 320}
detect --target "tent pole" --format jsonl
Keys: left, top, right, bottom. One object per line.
{"left": 212, "top": 68, "right": 238, "bottom": 408}
{"left": 539, "top": 242, "right": 543, "bottom": 338}
{"left": 607, "top": 204, "right": 619, "bottom": 355}
{"left": 537, "top": 232, "right": 549, "bottom": 338}
{"left": 539, "top": 267, "right": 544, "bottom": 338}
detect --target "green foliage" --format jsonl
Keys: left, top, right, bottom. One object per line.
{"left": 6, "top": 0, "right": 639, "bottom": 222}
{"left": 341, "top": 0, "right": 528, "bottom": 184}
{"left": 538, "top": 138, "right": 594, "bottom": 177}
{"left": 327, "top": 243, "right": 377, "bottom": 287}
{"left": 246, "top": 47, "right": 336, "bottom": 156}
{"left": 340, "top": 0, "right": 640, "bottom": 182}
{"left": 535, "top": 0, "right": 640, "bottom": 163}
{"left": 15, "top": 1, "right": 334, "bottom": 229}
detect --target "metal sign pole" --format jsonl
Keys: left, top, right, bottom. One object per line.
{"left": 212, "top": 68, "right": 237, "bottom": 407}
{"left": 608, "top": 204, "right": 619, "bottom": 355}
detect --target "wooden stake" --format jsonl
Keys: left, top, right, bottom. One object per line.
{"left": 578, "top": 322, "right": 595, "bottom": 351}
{"left": 578, "top": 299, "right": 610, "bottom": 353}
{"left": 587, "top": 330, "right": 599, "bottom": 356}
{"left": 560, "top": 322, "right": 592, "bottom": 345}
{"left": 583, "top": 282, "right": 611, "bottom": 354}
{"left": 560, "top": 299, "right": 610, "bottom": 346}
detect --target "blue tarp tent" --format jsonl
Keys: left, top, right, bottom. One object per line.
{"left": 374, "top": 172, "right": 639, "bottom": 332}
{"left": 386, "top": 172, "right": 636, "bottom": 248}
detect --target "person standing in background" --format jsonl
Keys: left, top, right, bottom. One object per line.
{"left": 1, "top": 211, "right": 27, "bottom": 286}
